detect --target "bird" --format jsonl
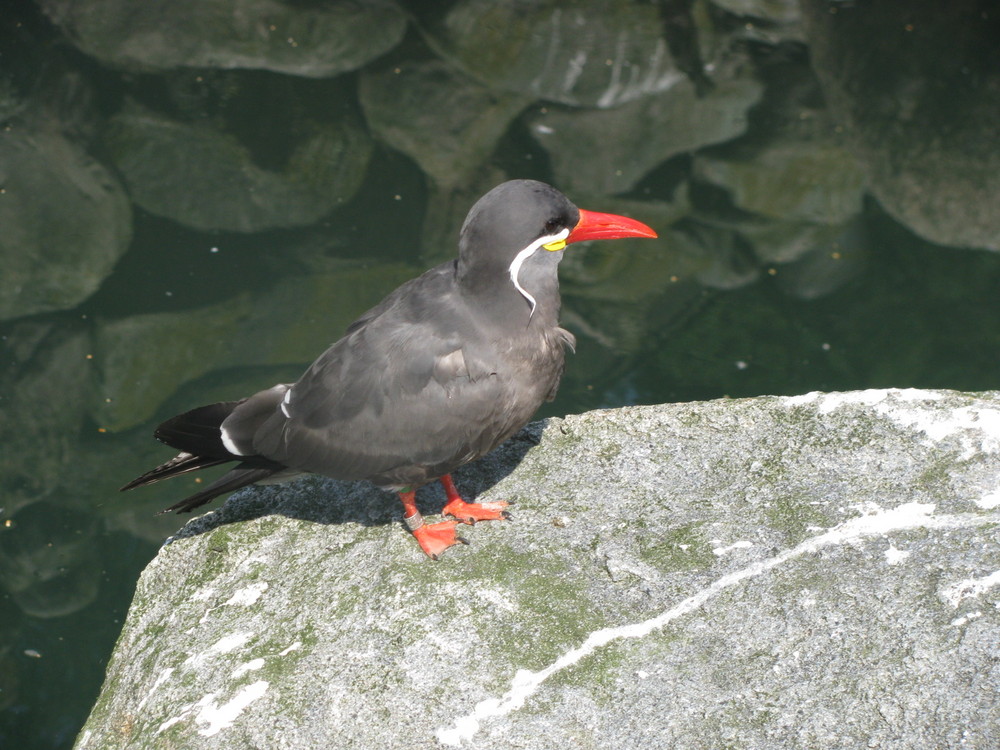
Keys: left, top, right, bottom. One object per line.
{"left": 121, "top": 179, "right": 657, "bottom": 558}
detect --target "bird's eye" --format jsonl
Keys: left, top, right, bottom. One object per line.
{"left": 544, "top": 219, "right": 562, "bottom": 234}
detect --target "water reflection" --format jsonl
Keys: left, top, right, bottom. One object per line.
{"left": 1, "top": 0, "right": 998, "bottom": 747}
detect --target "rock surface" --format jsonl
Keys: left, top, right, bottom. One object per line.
{"left": 105, "top": 99, "right": 371, "bottom": 233}
{"left": 424, "top": 0, "right": 689, "bottom": 108}
{"left": 77, "top": 389, "right": 1000, "bottom": 748}
{"left": 359, "top": 59, "right": 529, "bottom": 189}
{"left": 801, "top": 0, "right": 1000, "bottom": 251}
{"left": 530, "top": 75, "right": 763, "bottom": 195}
{"left": 38, "top": 0, "right": 407, "bottom": 77}
{"left": 0, "top": 129, "right": 132, "bottom": 320}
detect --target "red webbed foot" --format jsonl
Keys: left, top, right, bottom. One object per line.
{"left": 397, "top": 476, "right": 510, "bottom": 559}
{"left": 439, "top": 474, "right": 511, "bottom": 525}
{"left": 411, "top": 520, "right": 468, "bottom": 560}
{"left": 398, "top": 487, "right": 469, "bottom": 560}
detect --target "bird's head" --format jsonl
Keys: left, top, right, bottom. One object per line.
{"left": 457, "top": 180, "right": 657, "bottom": 316}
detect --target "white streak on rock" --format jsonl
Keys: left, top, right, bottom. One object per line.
{"left": 785, "top": 388, "right": 944, "bottom": 414}
{"left": 185, "top": 632, "right": 252, "bottom": 669}
{"left": 190, "top": 587, "right": 215, "bottom": 601}
{"left": 156, "top": 693, "right": 216, "bottom": 735}
{"left": 231, "top": 658, "right": 265, "bottom": 680}
{"left": 209, "top": 633, "right": 251, "bottom": 654}
{"left": 196, "top": 681, "right": 269, "bottom": 737}
{"left": 976, "top": 489, "right": 1000, "bottom": 509}
{"left": 879, "top": 403, "right": 1000, "bottom": 459}
{"left": 157, "top": 713, "right": 187, "bottom": 734}
{"left": 136, "top": 667, "right": 174, "bottom": 712}
{"left": 884, "top": 545, "right": 910, "bottom": 565}
{"left": 437, "top": 503, "right": 998, "bottom": 746}
{"left": 951, "top": 610, "right": 983, "bottom": 627}
{"left": 225, "top": 581, "right": 268, "bottom": 606}
{"left": 712, "top": 540, "right": 753, "bottom": 557}
{"left": 942, "top": 570, "right": 1000, "bottom": 607}
{"left": 782, "top": 389, "right": 1000, "bottom": 461}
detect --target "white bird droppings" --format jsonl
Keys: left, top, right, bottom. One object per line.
{"left": 230, "top": 658, "right": 265, "bottom": 680}
{"left": 712, "top": 540, "right": 753, "bottom": 557}
{"left": 942, "top": 570, "right": 1000, "bottom": 607}
{"left": 783, "top": 389, "right": 1000, "bottom": 461}
{"left": 950, "top": 611, "right": 983, "bottom": 627}
{"left": 436, "top": 503, "right": 997, "bottom": 746}
{"left": 884, "top": 545, "right": 910, "bottom": 565}
{"left": 976, "top": 489, "right": 1000, "bottom": 510}
{"left": 136, "top": 668, "right": 174, "bottom": 712}
{"left": 184, "top": 632, "right": 252, "bottom": 669}
{"left": 209, "top": 632, "right": 252, "bottom": 654}
{"left": 225, "top": 581, "right": 268, "bottom": 607}
{"left": 196, "top": 680, "right": 270, "bottom": 737}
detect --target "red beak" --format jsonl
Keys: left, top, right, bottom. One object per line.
{"left": 566, "top": 208, "right": 658, "bottom": 244}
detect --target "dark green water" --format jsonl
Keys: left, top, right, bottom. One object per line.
{"left": 1, "top": 1, "right": 998, "bottom": 747}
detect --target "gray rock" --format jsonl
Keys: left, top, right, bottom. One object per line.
{"left": 0, "top": 75, "right": 25, "bottom": 123}
{"left": 771, "top": 218, "right": 867, "bottom": 300}
{"left": 0, "top": 629, "right": 18, "bottom": 712}
{"left": 677, "top": 222, "right": 761, "bottom": 290}
{"left": 693, "top": 138, "right": 865, "bottom": 225}
{"left": 710, "top": 0, "right": 800, "bottom": 24}
{"left": 678, "top": 41, "right": 867, "bottom": 297}
{"left": 529, "top": 75, "right": 763, "bottom": 195}
{"left": 737, "top": 216, "right": 847, "bottom": 265}
{"left": 0, "top": 129, "right": 132, "bottom": 320}
{"left": 38, "top": 0, "right": 407, "bottom": 77}
{"left": 688, "top": 216, "right": 866, "bottom": 299}
{"left": 105, "top": 100, "right": 371, "bottom": 233}
{"left": 359, "top": 59, "right": 529, "bottom": 188}
{"left": 0, "top": 321, "right": 97, "bottom": 515}
{"left": 708, "top": 0, "right": 805, "bottom": 47}
{"left": 427, "top": 0, "right": 696, "bottom": 108}
{"left": 801, "top": 0, "right": 1000, "bottom": 251}
{"left": 78, "top": 389, "right": 1000, "bottom": 748}
{"left": 0, "top": 502, "right": 101, "bottom": 618}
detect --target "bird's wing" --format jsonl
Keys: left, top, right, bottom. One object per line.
{"left": 249, "top": 270, "right": 517, "bottom": 483}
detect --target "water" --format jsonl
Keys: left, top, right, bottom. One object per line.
{"left": 1, "top": 1, "right": 998, "bottom": 747}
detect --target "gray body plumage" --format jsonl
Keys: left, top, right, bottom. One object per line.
{"left": 128, "top": 180, "right": 580, "bottom": 511}
{"left": 241, "top": 255, "right": 574, "bottom": 488}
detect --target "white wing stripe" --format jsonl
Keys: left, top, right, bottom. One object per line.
{"left": 220, "top": 426, "right": 246, "bottom": 456}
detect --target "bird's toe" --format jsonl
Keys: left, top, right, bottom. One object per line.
{"left": 442, "top": 498, "right": 510, "bottom": 524}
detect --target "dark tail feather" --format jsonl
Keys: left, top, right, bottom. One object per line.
{"left": 120, "top": 452, "right": 231, "bottom": 492}
{"left": 160, "top": 463, "right": 282, "bottom": 514}
{"left": 120, "top": 401, "right": 243, "bottom": 492}
{"left": 123, "top": 396, "right": 287, "bottom": 513}
{"left": 154, "top": 401, "right": 244, "bottom": 456}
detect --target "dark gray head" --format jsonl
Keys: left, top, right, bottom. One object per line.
{"left": 454, "top": 180, "right": 658, "bottom": 321}
{"left": 456, "top": 180, "right": 580, "bottom": 318}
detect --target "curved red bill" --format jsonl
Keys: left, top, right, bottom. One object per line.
{"left": 567, "top": 208, "right": 658, "bottom": 244}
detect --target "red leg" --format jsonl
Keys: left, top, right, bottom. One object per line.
{"left": 398, "top": 489, "right": 465, "bottom": 560}
{"left": 439, "top": 474, "right": 510, "bottom": 525}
